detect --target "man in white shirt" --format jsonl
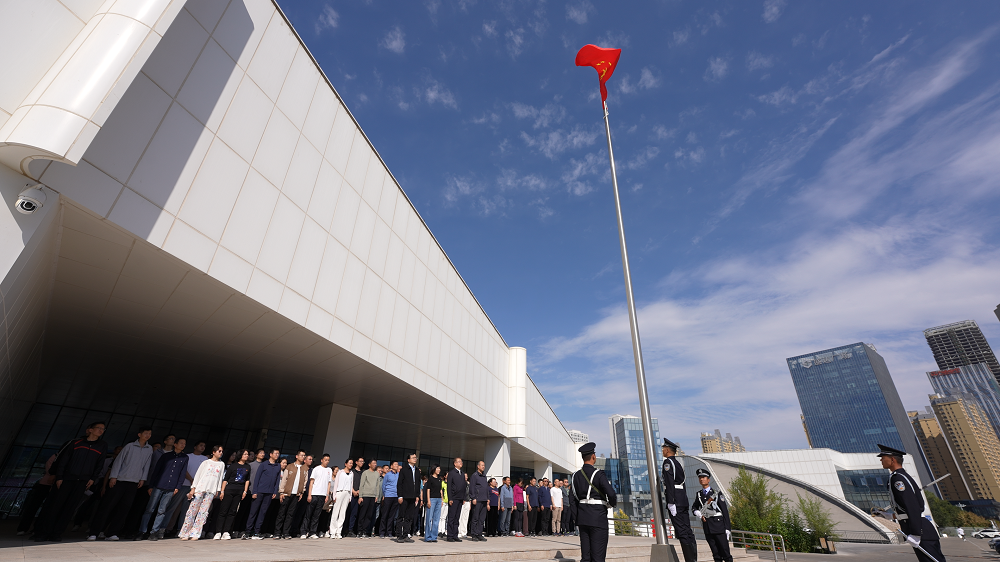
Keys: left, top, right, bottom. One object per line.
{"left": 551, "top": 479, "right": 564, "bottom": 535}
{"left": 330, "top": 459, "right": 354, "bottom": 539}
{"left": 304, "top": 454, "right": 333, "bottom": 539}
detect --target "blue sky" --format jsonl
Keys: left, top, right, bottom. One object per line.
{"left": 278, "top": 0, "right": 1000, "bottom": 455}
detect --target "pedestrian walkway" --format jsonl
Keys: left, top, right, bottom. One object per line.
{"left": 0, "top": 532, "right": 758, "bottom": 562}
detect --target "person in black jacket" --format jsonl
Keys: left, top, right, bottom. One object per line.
{"left": 34, "top": 421, "right": 109, "bottom": 541}
{"left": 395, "top": 453, "right": 422, "bottom": 543}
{"left": 469, "top": 461, "right": 489, "bottom": 541}
{"left": 691, "top": 469, "right": 732, "bottom": 562}
{"left": 569, "top": 442, "right": 617, "bottom": 562}
{"left": 445, "top": 457, "right": 466, "bottom": 542}
{"left": 879, "top": 444, "right": 946, "bottom": 562}
{"left": 662, "top": 438, "right": 697, "bottom": 562}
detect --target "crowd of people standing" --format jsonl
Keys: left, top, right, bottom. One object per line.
{"left": 16, "top": 423, "right": 579, "bottom": 544}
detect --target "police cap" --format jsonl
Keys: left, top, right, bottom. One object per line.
{"left": 578, "top": 442, "right": 597, "bottom": 457}
{"left": 876, "top": 443, "right": 905, "bottom": 459}
{"left": 696, "top": 468, "right": 711, "bottom": 478}
{"left": 662, "top": 438, "right": 679, "bottom": 450}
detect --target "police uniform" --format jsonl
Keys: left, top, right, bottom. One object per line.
{"left": 878, "top": 444, "right": 946, "bottom": 562}
{"left": 662, "top": 438, "right": 697, "bottom": 562}
{"left": 691, "top": 468, "right": 733, "bottom": 562}
{"left": 570, "top": 442, "right": 617, "bottom": 562}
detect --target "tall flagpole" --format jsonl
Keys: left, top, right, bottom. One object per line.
{"left": 601, "top": 100, "right": 668, "bottom": 547}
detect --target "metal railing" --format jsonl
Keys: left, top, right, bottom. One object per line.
{"left": 731, "top": 530, "right": 787, "bottom": 561}
{"left": 832, "top": 529, "right": 891, "bottom": 544}
{"left": 609, "top": 516, "right": 657, "bottom": 537}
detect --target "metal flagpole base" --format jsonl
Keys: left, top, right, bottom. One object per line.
{"left": 650, "top": 543, "right": 680, "bottom": 562}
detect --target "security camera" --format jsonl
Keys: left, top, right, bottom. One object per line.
{"left": 16, "top": 184, "right": 46, "bottom": 215}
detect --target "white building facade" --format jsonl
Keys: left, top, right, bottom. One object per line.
{"left": 0, "top": 0, "right": 577, "bottom": 514}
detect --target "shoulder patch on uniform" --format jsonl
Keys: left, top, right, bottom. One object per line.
{"left": 894, "top": 481, "right": 906, "bottom": 491}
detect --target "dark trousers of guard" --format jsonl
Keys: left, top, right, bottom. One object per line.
{"left": 447, "top": 500, "right": 463, "bottom": 539}
{"left": 705, "top": 531, "right": 733, "bottom": 562}
{"left": 670, "top": 511, "right": 698, "bottom": 562}
{"left": 579, "top": 524, "right": 609, "bottom": 562}
{"left": 913, "top": 538, "right": 946, "bottom": 562}
{"left": 395, "top": 498, "right": 418, "bottom": 540}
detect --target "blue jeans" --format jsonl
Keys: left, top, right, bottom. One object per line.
{"left": 424, "top": 498, "right": 442, "bottom": 541}
{"left": 140, "top": 488, "right": 175, "bottom": 533}
{"left": 499, "top": 506, "right": 513, "bottom": 534}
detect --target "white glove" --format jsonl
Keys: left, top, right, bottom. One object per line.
{"left": 693, "top": 510, "right": 702, "bottom": 518}
{"left": 726, "top": 530, "right": 731, "bottom": 541}
{"left": 667, "top": 504, "right": 677, "bottom": 516}
{"left": 906, "top": 535, "right": 920, "bottom": 547}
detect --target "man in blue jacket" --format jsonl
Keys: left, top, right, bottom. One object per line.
{"left": 245, "top": 448, "right": 281, "bottom": 540}
{"left": 139, "top": 437, "right": 187, "bottom": 541}
{"left": 538, "top": 478, "right": 552, "bottom": 536}
{"left": 469, "top": 461, "right": 489, "bottom": 541}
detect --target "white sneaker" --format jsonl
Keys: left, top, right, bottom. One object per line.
{"left": 309, "top": 534, "right": 319, "bottom": 539}
{"left": 221, "top": 532, "right": 231, "bottom": 540}
{"left": 251, "top": 535, "right": 264, "bottom": 540}
{"left": 300, "top": 534, "right": 307, "bottom": 539}
{"left": 107, "top": 535, "right": 119, "bottom": 541}
{"left": 87, "top": 535, "right": 97, "bottom": 541}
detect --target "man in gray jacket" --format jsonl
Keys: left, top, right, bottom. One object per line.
{"left": 357, "top": 460, "right": 381, "bottom": 538}
{"left": 87, "top": 428, "right": 153, "bottom": 541}
{"left": 469, "top": 461, "right": 489, "bottom": 541}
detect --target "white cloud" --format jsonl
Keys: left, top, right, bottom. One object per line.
{"left": 618, "top": 68, "right": 660, "bottom": 94}
{"left": 315, "top": 5, "right": 339, "bottom": 34}
{"left": 510, "top": 102, "right": 566, "bottom": 129}
{"left": 424, "top": 80, "right": 457, "bottom": 109}
{"left": 381, "top": 26, "right": 406, "bottom": 54}
{"left": 673, "top": 29, "right": 690, "bottom": 45}
{"left": 425, "top": 0, "right": 441, "bottom": 15}
{"left": 521, "top": 125, "right": 600, "bottom": 159}
{"left": 506, "top": 28, "right": 526, "bottom": 57}
{"left": 498, "top": 169, "right": 548, "bottom": 191}
{"left": 483, "top": 20, "right": 498, "bottom": 37}
{"left": 704, "top": 57, "right": 729, "bottom": 81}
{"left": 562, "top": 152, "right": 604, "bottom": 195}
{"left": 747, "top": 51, "right": 774, "bottom": 71}
{"left": 674, "top": 146, "right": 705, "bottom": 163}
{"left": 624, "top": 146, "right": 660, "bottom": 170}
{"left": 762, "top": 0, "right": 787, "bottom": 23}
{"left": 651, "top": 125, "right": 676, "bottom": 140}
{"left": 719, "top": 129, "right": 740, "bottom": 139}
{"left": 472, "top": 111, "right": 501, "bottom": 125}
{"left": 566, "top": 1, "right": 594, "bottom": 24}
{"left": 757, "top": 85, "right": 798, "bottom": 106}
{"left": 596, "top": 30, "right": 630, "bottom": 49}
{"left": 443, "top": 175, "right": 481, "bottom": 204}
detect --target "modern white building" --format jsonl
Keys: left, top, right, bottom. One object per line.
{"left": 0, "top": 0, "right": 577, "bottom": 514}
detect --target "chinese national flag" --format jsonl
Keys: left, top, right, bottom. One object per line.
{"left": 575, "top": 44, "right": 622, "bottom": 103}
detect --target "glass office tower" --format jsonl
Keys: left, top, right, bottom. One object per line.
{"left": 610, "top": 415, "right": 663, "bottom": 518}
{"left": 786, "top": 342, "right": 931, "bottom": 485}
{"left": 928, "top": 363, "right": 1000, "bottom": 440}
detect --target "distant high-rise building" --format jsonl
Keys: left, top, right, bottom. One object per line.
{"left": 924, "top": 320, "right": 1000, "bottom": 382}
{"left": 787, "top": 342, "right": 932, "bottom": 486}
{"left": 930, "top": 393, "right": 1000, "bottom": 501}
{"left": 928, "top": 364, "right": 1000, "bottom": 440}
{"left": 609, "top": 414, "right": 663, "bottom": 519}
{"left": 801, "top": 414, "right": 813, "bottom": 448}
{"left": 911, "top": 408, "right": 971, "bottom": 501}
{"left": 567, "top": 429, "right": 590, "bottom": 444}
{"left": 701, "top": 429, "right": 746, "bottom": 453}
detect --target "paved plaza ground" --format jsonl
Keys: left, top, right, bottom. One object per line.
{"left": 751, "top": 537, "right": 999, "bottom": 562}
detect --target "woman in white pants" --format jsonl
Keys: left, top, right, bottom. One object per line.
{"left": 330, "top": 459, "right": 354, "bottom": 539}
{"left": 179, "top": 446, "right": 225, "bottom": 540}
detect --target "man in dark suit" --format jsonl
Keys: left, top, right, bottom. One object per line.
{"left": 469, "top": 461, "right": 489, "bottom": 541}
{"left": 569, "top": 442, "right": 616, "bottom": 562}
{"left": 446, "top": 457, "right": 466, "bottom": 542}
{"left": 395, "top": 453, "right": 422, "bottom": 543}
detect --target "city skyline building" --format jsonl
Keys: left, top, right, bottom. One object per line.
{"left": 924, "top": 320, "right": 1000, "bottom": 382}
{"left": 910, "top": 408, "right": 971, "bottom": 501}
{"left": 927, "top": 363, "right": 1000, "bottom": 440}
{"left": 787, "top": 342, "right": 932, "bottom": 485}
{"left": 609, "top": 414, "right": 663, "bottom": 519}
{"left": 567, "top": 429, "right": 590, "bottom": 444}
{"left": 701, "top": 429, "right": 745, "bottom": 453}
{"left": 929, "top": 393, "right": 1000, "bottom": 501}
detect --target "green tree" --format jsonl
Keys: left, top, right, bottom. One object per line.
{"left": 797, "top": 492, "right": 839, "bottom": 540}
{"left": 613, "top": 508, "right": 634, "bottom": 535}
{"left": 927, "top": 495, "right": 990, "bottom": 528}
{"left": 729, "top": 466, "right": 785, "bottom": 533}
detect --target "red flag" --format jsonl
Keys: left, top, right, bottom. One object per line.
{"left": 575, "top": 44, "right": 622, "bottom": 103}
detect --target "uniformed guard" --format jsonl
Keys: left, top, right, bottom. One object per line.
{"left": 662, "top": 438, "right": 697, "bottom": 562}
{"left": 691, "top": 468, "right": 733, "bottom": 562}
{"left": 569, "top": 442, "right": 617, "bottom": 562}
{"left": 878, "top": 444, "right": 946, "bottom": 562}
